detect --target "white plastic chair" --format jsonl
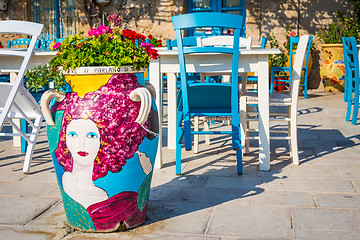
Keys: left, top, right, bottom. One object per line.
{"left": 239, "top": 35, "right": 310, "bottom": 165}
{"left": 0, "top": 20, "right": 44, "bottom": 173}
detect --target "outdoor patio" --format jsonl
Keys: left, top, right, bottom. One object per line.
{"left": 0, "top": 90, "right": 359, "bottom": 240}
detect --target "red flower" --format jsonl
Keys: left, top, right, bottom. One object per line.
{"left": 289, "top": 31, "right": 296, "bottom": 37}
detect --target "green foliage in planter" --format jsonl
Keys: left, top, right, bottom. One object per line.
{"left": 268, "top": 33, "right": 287, "bottom": 68}
{"left": 317, "top": 6, "right": 360, "bottom": 44}
{"left": 50, "top": 33, "right": 150, "bottom": 71}
{"left": 25, "top": 63, "right": 65, "bottom": 92}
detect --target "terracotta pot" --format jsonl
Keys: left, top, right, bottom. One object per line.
{"left": 319, "top": 44, "right": 345, "bottom": 92}
{"left": 40, "top": 66, "right": 159, "bottom": 232}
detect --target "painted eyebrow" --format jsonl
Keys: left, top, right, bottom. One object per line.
{"left": 67, "top": 131, "right": 78, "bottom": 137}
{"left": 86, "top": 132, "right": 99, "bottom": 138}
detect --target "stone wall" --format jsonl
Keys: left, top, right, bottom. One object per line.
{"left": 0, "top": 0, "right": 355, "bottom": 89}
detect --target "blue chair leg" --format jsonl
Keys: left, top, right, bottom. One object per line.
{"left": 344, "top": 80, "right": 348, "bottom": 102}
{"left": 351, "top": 95, "right": 359, "bottom": 125}
{"left": 270, "top": 70, "right": 275, "bottom": 94}
{"left": 346, "top": 99, "right": 353, "bottom": 122}
{"left": 21, "top": 119, "right": 28, "bottom": 153}
{"left": 303, "top": 78, "right": 308, "bottom": 99}
{"left": 236, "top": 149, "right": 243, "bottom": 175}
{"left": 176, "top": 111, "right": 184, "bottom": 175}
{"left": 183, "top": 116, "right": 192, "bottom": 151}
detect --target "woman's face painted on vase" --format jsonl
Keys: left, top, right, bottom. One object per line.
{"left": 66, "top": 119, "right": 100, "bottom": 167}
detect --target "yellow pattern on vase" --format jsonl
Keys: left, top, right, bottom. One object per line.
{"left": 319, "top": 44, "right": 345, "bottom": 92}
{"left": 65, "top": 74, "right": 112, "bottom": 98}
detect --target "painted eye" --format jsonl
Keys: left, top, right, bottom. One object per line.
{"left": 67, "top": 131, "right": 78, "bottom": 137}
{"left": 86, "top": 132, "right": 99, "bottom": 139}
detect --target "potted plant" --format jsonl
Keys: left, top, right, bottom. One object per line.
{"left": 317, "top": 9, "right": 360, "bottom": 92}
{"left": 26, "top": 13, "right": 161, "bottom": 232}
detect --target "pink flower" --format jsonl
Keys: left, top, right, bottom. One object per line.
{"left": 53, "top": 42, "right": 61, "bottom": 49}
{"left": 87, "top": 25, "right": 113, "bottom": 37}
{"left": 88, "top": 28, "right": 100, "bottom": 37}
{"left": 98, "top": 25, "right": 113, "bottom": 34}
{"left": 107, "top": 13, "right": 122, "bottom": 27}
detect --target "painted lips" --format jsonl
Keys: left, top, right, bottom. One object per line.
{"left": 77, "top": 151, "right": 89, "bottom": 157}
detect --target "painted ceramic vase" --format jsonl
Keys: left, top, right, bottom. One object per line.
{"left": 40, "top": 66, "right": 159, "bottom": 232}
{"left": 320, "top": 44, "right": 345, "bottom": 92}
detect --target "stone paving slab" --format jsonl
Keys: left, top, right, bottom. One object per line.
{"left": 250, "top": 190, "right": 315, "bottom": 207}
{"left": 316, "top": 193, "right": 360, "bottom": 208}
{"left": 294, "top": 228, "right": 358, "bottom": 240}
{"left": 206, "top": 204, "right": 293, "bottom": 239}
{"left": 261, "top": 177, "right": 355, "bottom": 193}
{"left": 0, "top": 195, "right": 60, "bottom": 225}
{"left": 0, "top": 226, "right": 54, "bottom": 240}
{"left": 292, "top": 208, "right": 360, "bottom": 232}
{"left": 0, "top": 180, "right": 58, "bottom": 196}
{"left": 136, "top": 201, "right": 214, "bottom": 235}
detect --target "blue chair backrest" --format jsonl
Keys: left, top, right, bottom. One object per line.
{"left": 40, "top": 38, "right": 65, "bottom": 50}
{"left": 289, "top": 36, "right": 313, "bottom": 72}
{"left": 342, "top": 37, "right": 359, "bottom": 98}
{"left": 7, "top": 38, "right": 41, "bottom": 48}
{"left": 166, "top": 36, "right": 199, "bottom": 50}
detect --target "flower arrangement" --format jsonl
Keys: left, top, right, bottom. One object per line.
{"left": 26, "top": 13, "right": 161, "bottom": 92}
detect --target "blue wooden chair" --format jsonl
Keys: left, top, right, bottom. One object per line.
{"left": 342, "top": 37, "right": 359, "bottom": 125}
{"left": 40, "top": 38, "right": 65, "bottom": 50}
{"left": 7, "top": 38, "right": 41, "bottom": 49}
{"left": 270, "top": 36, "right": 313, "bottom": 99}
{"left": 172, "top": 12, "right": 244, "bottom": 175}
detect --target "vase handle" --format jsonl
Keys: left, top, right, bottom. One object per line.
{"left": 145, "top": 82, "right": 156, "bottom": 101}
{"left": 40, "top": 90, "right": 66, "bottom": 126}
{"left": 129, "top": 87, "right": 153, "bottom": 125}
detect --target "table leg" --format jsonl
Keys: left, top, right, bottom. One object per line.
{"left": 257, "top": 55, "right": 270, "bottom": 171}
{"left": 149, "top": 60, "right": 163, "bottom": 169}
{"left": 167, "top": 73, "right": 177, "bottom": 150}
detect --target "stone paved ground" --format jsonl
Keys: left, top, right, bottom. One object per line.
{"left": 0, "top": 90, "right": 360, "bottom": 240}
